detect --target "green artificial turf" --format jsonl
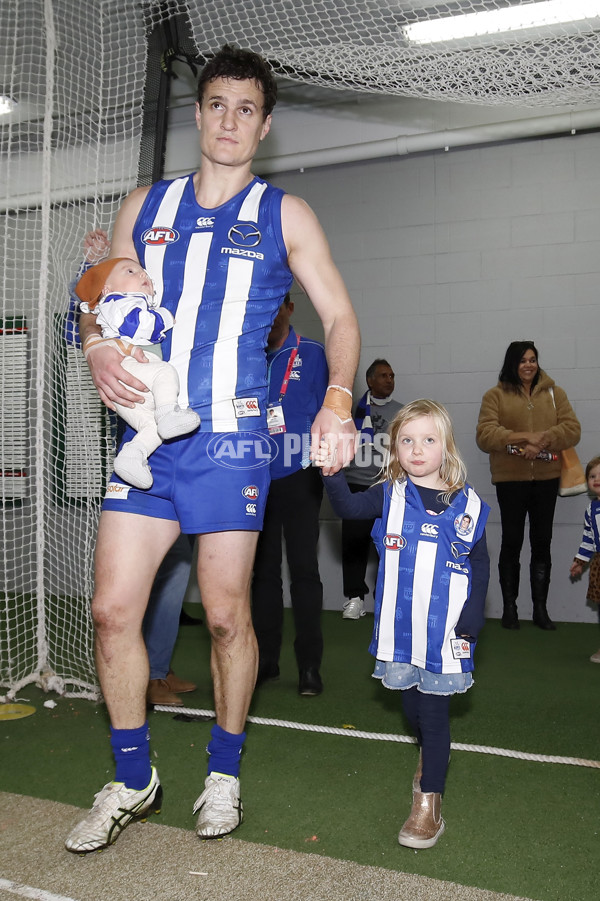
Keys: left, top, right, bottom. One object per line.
{"left": 3, "top": 612, "right": 600, "bottom": 901}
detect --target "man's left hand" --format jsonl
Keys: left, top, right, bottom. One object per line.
{"left": 310, "top": 407, "right": 357, "bottom": 475}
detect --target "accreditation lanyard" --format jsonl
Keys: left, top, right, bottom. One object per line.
{"left": 267, "top": 334, "right": 300, "bottom": 435}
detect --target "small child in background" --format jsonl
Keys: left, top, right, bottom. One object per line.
{"left": 75, "top": 256, "right": 200, "bottom": 489}
{"left": 316, "top": 398, "right": 490, "bottom": 849}
{"left": 569, "top": 455, "right": 600, "bottom": 663}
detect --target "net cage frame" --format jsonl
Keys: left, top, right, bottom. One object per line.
{"left": 2, "top": 0, "right": 600, "bottom": 699}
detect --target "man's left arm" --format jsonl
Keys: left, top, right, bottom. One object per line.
{"left": 282, "top": 194, "right": 360, "bottom": 475}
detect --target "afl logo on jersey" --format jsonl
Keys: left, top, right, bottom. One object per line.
{"left": 242, "top": 485, "right": 259, "bottom": 499}
{"left": 383, "top": 534, "right": 406, "bottom": 550}
{"left": 142, "top": 227, "right": 180, "bottom": 245}
{"left": 228, "top": 223, "right": 262, "bottom": 247}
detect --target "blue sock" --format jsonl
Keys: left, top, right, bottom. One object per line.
{"left": 206, "top": 724, "right": 246, "bottom": 778}
{"left": 110, "top": 722, "right": 152, "bottom": 790}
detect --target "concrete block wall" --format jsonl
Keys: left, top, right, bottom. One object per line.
{"left": 266, "top": 131, "right": 600, "bottom": 625}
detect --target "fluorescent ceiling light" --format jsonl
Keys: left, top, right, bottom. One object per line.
{"left": 403, "top": 0, "right": 600, "bottom": 45}
{"left": 0, "top": 95, "right": 16, "bottom": 116}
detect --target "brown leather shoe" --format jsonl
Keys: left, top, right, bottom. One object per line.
{"left": 164, "top": 670, "right": 197, "bottom": 693}
{"left": 147, "top": 679, "right": 183, "bottom": 706}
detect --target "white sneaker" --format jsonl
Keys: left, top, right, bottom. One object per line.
{"left": 342, "top": 597, "right": 365, "bottom": 619}
{"left": 194, "top": 772, "right": 243, "bottom": 838}
{"left": 65, "top": 767, "right": 162, "bottom": 853}
{"left": 590, "top": 649, "right": 600, "bottom": 663}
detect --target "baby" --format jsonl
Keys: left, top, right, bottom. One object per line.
{"left": 76, "top": 258, "right": 200, "bottom": 489}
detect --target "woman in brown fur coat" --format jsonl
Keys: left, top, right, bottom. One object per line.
{"left": 477, "top": 341, "right": 580, "bottom": 630}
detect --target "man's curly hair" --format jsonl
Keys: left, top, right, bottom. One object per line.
{"left": 197, "top": 44, "right": 277, "bottom": 118}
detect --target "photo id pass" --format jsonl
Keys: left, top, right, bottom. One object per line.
{"left": 267, "top": 404, "right": 286, "bottom": 434}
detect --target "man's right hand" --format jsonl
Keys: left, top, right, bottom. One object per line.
{"left": 85, "top": 341, "right": 149, "bottom": 410}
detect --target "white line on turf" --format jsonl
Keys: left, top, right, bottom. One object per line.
{"left": 0, "top": 878, "right": 79, "bottom": 901}
{"left": 154, "top": 705, "right": 600, "bottom": 769}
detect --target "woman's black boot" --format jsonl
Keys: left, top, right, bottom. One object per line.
{"left": 499, "top": 561, "right": 520, "bottom": 629}
{"left": 531, "top": 562, "right": 556, "bottom": 630}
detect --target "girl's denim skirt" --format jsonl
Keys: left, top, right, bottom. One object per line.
{"left": 373, "top": 659, "right": 473, "bottom": 695}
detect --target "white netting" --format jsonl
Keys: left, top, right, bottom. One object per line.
{"left": 2, "top": 0, "right": 600, "bottom": 698}
{"left": 0, "top": 0, "right": 152, "bottom": 697}
{"left": 187, "top": 0, "right": 600, "bottom": 107}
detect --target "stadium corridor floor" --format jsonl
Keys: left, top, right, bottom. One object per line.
{"left": 1, "top": 792, "right": 533, "bottom": 901}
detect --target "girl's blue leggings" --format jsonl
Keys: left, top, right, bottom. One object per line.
{"left": 401, "top": 686, "right": 451, "bottom": 793}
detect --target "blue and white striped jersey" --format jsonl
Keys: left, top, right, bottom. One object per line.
{"left": 575, "top": 498, "right": 600, "bottom": 562}
{"left": 93, "top": 292, "right": 174, "bottom": 345}
{"left": 370, "top": 479, "right": 490, "bottom": 674}
{"left": 133, "top": 174, "right": 294, "bottom": 431}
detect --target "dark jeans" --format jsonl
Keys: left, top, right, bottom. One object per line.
{"left": 341, "top": 482, "right": 375, "bottom": 599}
{"left": 251, "top": 466, "right": 323, "bottom": 670}
{"left": 143, "top": 533, "right": 195, "bottom": 680}
{"left": 401, "top": 687, "right": 451, "bottom": 794}
{"left": 495, "top": 478, "right": 559, "bottom": 569}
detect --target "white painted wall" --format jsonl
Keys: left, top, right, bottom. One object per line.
{"left": 173, "top": 115, "right": 600, "bottom": 625}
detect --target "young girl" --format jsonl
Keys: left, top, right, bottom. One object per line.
{"left": 569, "top": 455, "right": 600, "bottom": 663}
{"left": 318, "top": 399, "right": 490, "bottom": 848}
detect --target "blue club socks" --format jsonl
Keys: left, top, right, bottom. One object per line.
{"left": 206, "top": 724, "right": 246, "bottom": 778}
{"left": 109, "top": 722, "right": 246, "bottom": 788}
{"left": 110, "top": 722, "right": 152, "bottom": 789}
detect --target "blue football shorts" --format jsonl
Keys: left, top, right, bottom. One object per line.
{"left": 102, "top": 428, "right": 273, "bottom": 533}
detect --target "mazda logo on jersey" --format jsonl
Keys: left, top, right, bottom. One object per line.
{"left": 228, "top": 223, "right": 262, "bottom": 247}
{"left": 142, "top": 227, "right": 180, "bottom": 245}
{"left": 383, "top": 534, "right": 406, "bottom": 550}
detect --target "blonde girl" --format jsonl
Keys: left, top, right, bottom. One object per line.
{"left": 319, "top": 399, "right": 490, "bottom": 848}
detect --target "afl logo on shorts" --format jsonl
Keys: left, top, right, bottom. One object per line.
{"left": 142, "top": 227, "right": 180, "bottom": 245}
{"left": 383, "top": 534, "right": 406, "bottom": 550}
{"left": 207, "top": 431, "right": 277, "bottom": 470}
{"left": 228, "top": 223, "right": 262, "bottom": 248}
{"left": 243, "top": 485, "right": 259, "bottom": 499}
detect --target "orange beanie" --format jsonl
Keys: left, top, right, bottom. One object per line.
{"left": 75, "top": 258, "right": 130, "bottom": 309}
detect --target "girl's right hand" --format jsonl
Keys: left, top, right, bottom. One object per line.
{"left": 313, "top": 438, "right": 336, "bottom": 472}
